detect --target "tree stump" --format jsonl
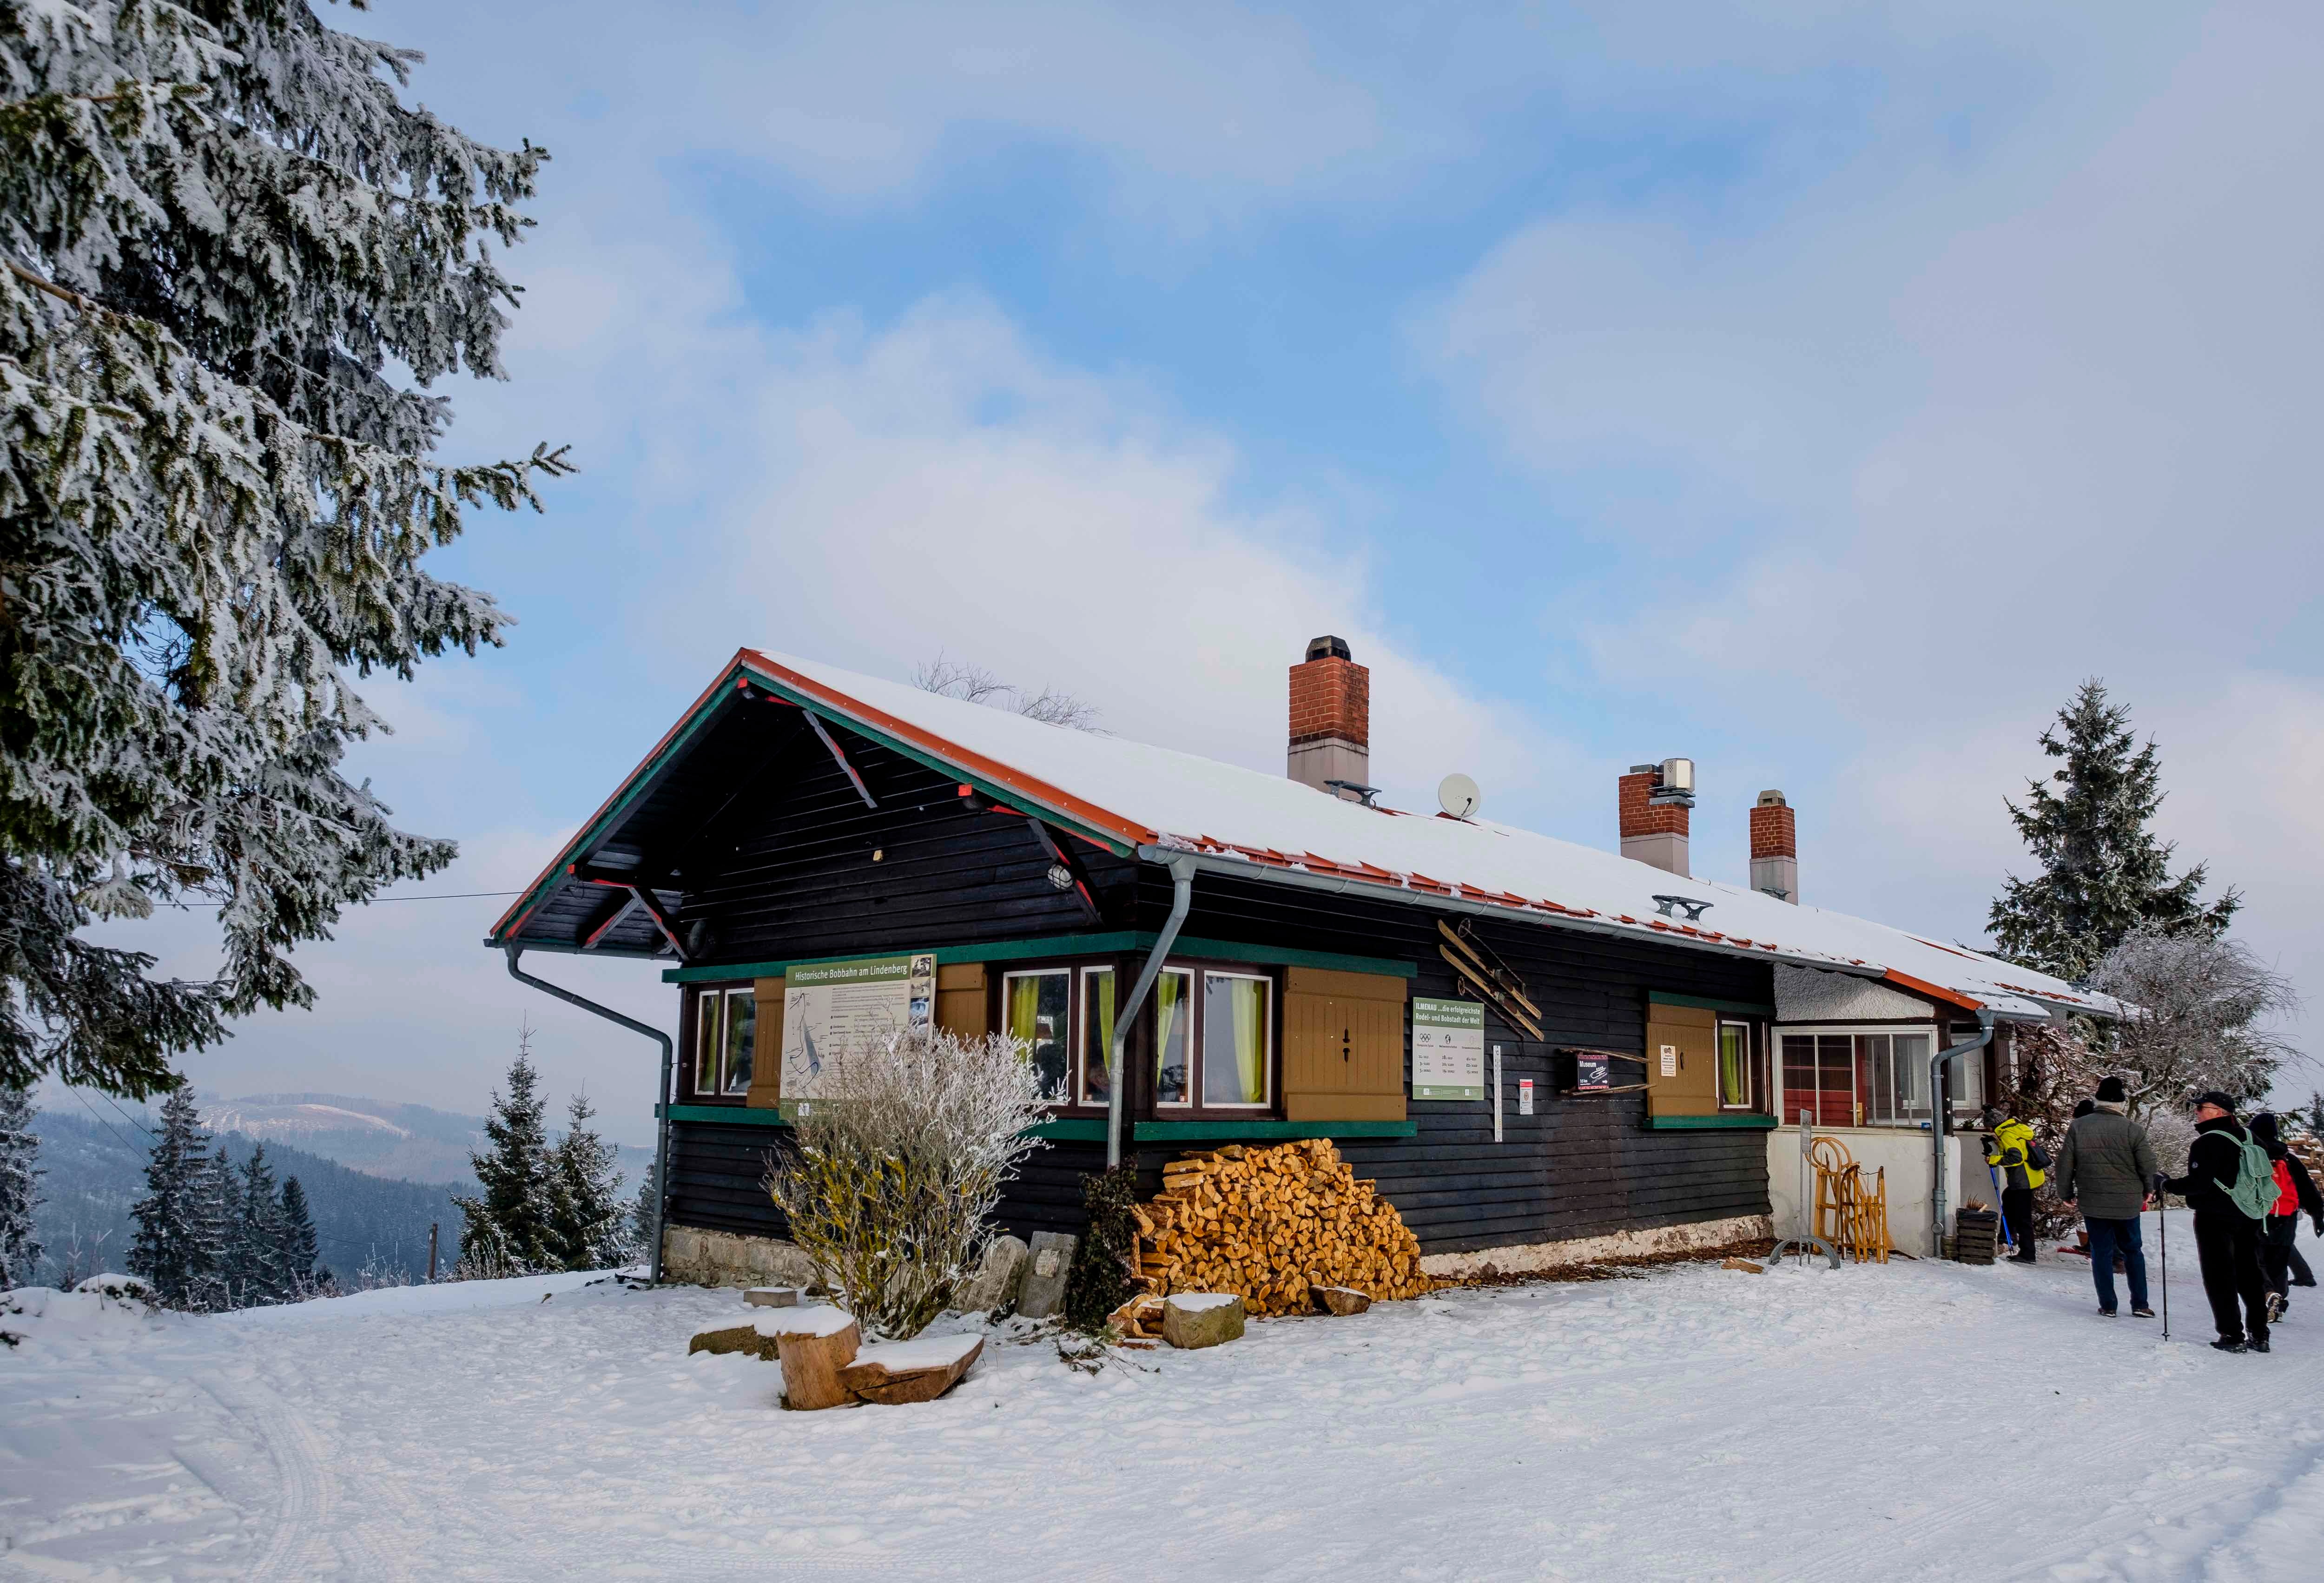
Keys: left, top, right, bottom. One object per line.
{"left": 1162, "top": 1293, "right": 1245, "bottom": 1349}
{"left": 688, "top": 1319, "right": 782, "bottom": 1359}
{"left": 772, "top": 1305, "right": 862, "bottom": 1409}
{"left": 839, "top": 1334, "right": 984, "bottom": 1405}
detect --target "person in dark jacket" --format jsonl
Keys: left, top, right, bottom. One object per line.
{"left": 2247, "top": 1113, "right": 2324, "bottom": 1321}
{"left": 2164, "top": 1092, "right": 2272, "bottom": 1353}
{"left": 2053, "top": 1076, "right": 2158, "bottom": 1317}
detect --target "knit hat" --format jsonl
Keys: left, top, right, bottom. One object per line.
{"left": 2193, "top": 1089, "right": 2238, "bottom": 1113}
{"left": 2073, "top": 1098, "right": 2096, "bottom": 1117}
{"left": 2252, "top": 1112, "right": 2281, "bottom": 1146}
{"left": 2095, "top": 1075, "right": 2127, "bottom": 1103}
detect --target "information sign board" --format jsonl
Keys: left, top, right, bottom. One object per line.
{"left": 1412, "top": 997, "right": 1486, "bottom": 1101}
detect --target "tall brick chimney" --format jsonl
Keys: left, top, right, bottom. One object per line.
{"left": 1750, "top": 789, "right": 1798, "bottom": 903}
{"left": 1288, "top": 635, "right": 1371, "bottom": 801}
{"left": 1618, "top": 759, "right": 1694, "bottom": 876}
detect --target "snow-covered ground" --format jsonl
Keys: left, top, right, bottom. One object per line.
{"left": 5, "top": 1213, "right": 2322, "bottom": 1581}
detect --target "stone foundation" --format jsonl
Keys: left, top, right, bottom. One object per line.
{"left": 1417, "top": 1213, "right": 1773, "bottom": 1280}
{"left": 660, "top": 1225, "right": 816, "bottom": 1289}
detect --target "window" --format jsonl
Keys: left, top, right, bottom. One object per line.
{"left": 1154, "top": 970, "right": 1193, "bottom": 1106}
{"left": 1080, "top": 967, "right": 1116, "bottom": 1106}
{"left": 1861, "top": 1032, "right": 1933, "bottom": 1125}
{"left": 1779, "top": 1029, "right": 1941, "bottom": 1128}
{"left": 1779, "top": 1033, "right": 1857, "bottom": 1128}
{"left": 1003, "top": 969, "right": 1071, "bottom": 1101}
{"left": 691, "top": 987, "right": 756, "bottom": 1098}
{"left": 1202, "top": 972, "right": 1272, "bottom": 1108}
{"left": 1717, "top": 1021, "right": 1757, "bottom": 1110}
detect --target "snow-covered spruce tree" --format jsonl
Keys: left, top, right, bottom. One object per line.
{"left": 450, "top": 1035, "right": 553, "bottom": 1278}
{"left": 126, "top": 1086, "right": 219, "bottom": 1307}
{"left": 1988, "top": 680, "right": 2238, "bottom": 981}
{"left": 0, "top": 1, "right": 568, "bottom": 1100}
{"left": 228, "top": 1140, "right": 290, "bottom": 1305}
{"left": 544, "top": 1089, "right": 628, "bottom": 1272}
{"left": 767, "top": 1026, "right": 1049, "bottom": 1340}
{"left": 277, "top": 1174, "right": 318, "bottom": 1295}
{"left": 0, "top": 1079, "right": 41, "bottom": 1286}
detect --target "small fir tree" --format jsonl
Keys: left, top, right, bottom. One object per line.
{"left": 187, "top": 1148, "right": 238, "bottom": 1312}
{"left": 229, "top": 1142, "right": 290, "bottom": 1306}
{"left": 451, "top": 1030, "right": 555, "bottom": 1277}
{"left": 0, "top": 1, "right": 569, "bottom": 1100}
{"left": 0, "top": 1081, "right": 42, "bottom": 1286}
{"left": 1988, "top": 680, "right": 2238, "bottom": 979}
{"left": 630, "top": 1153, "right": 662, "bottom": 1262}
{"left": 277, "top": 1176, "right": 320, "bottom": 1297}
{"left": 545, "top": 1090, "right": 628, "bottom": 1271}
{"left": 127, "top": 1088, "right": 220, "bottom": 1308}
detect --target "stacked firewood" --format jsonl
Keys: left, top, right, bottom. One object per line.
{"left": 1129, "top": 1139, "right": 1437, "bottom": 1316}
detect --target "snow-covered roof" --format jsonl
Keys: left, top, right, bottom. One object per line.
{"left": 499, "top": 647, "right": 2117, "bottom": 1023}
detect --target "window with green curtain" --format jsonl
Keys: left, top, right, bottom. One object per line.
{"left": 1717, "top": 1022, "right": 1750, "bottom": 1109}
{"left": 1154, "top": 970, "right": 1192, "bottom": 1105}
{"left": 1202, "top": 973, "right": 1269, "bottom": 1106}
{"left": 1080, "top": 968, "right": 1116, "bottom": 1105}
{"left": 1004, "top": 970, "right": 1070, "bottom": 1100}
{"left": 694, "top": 993, "right": 722, "bottom": 1095}
{"left": 722, "top": 990, "right": 756, "bottom": 1095}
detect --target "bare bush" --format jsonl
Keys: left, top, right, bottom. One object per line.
{"left": 766, "top": 1027, "right": 1050, "bottom": 1340}
{"left": 2089, "top": 930, "right": 2303, "bottom": 1112}
{"left": 914, "top": 653, "right": 1103, "bottom": 733}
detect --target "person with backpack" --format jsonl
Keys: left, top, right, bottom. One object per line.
{"left": 2163, "top": 1091, "right": 2275, "bottom": 1353}
{"left": 2247, "top": 1113, "right": 2324, "bottom": 1322}
{"left": 2053, "top": 1076, "right": 2158, "bottom": 1318}
{"left": 1983, "top": 1106, "right": 2050, "bottom": 1265}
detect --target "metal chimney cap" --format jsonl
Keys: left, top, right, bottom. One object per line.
{"left": 1659, "top": 757, "right": 1695, "bottom": 794}
{"left": 1305, "top": 635, "right": 1353, "bottom": 663}
{"left": 1756, "top": 789, "right": 1788, "bottom": 807}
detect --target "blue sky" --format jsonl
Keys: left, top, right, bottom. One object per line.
{"left": 98, "top": 2, "right": 2323, "bottom": 1140}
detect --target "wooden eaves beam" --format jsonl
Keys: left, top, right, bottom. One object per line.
{"left": 569, "top": 867, "right": 689, "bottom": 961}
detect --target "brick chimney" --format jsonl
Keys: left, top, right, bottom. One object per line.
{"left": 1288, "top": 635, "right": 1371, "bottom": 801}
{"left": 1618, "top": 759, "right": 1694, "bottom": 876}
{"left": 1750, "top": 789, "right": 1798, "bottom": 903}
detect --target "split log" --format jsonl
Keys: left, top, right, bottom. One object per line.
{"left": 1311, "top": 1286, "right": 1371, "bottom": 1316}
{"left": 772, "top": 1305, "right": 862, "bottom": 1410}
{"left": 839, "top": 1334, "right": 984, "bottom": 1405}
{"left": 688, "top": 1318, "right": 783, "bottom": 1360}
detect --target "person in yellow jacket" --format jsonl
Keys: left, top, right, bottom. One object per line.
{"left": 1982, "top": 1107, "right": 2049, "bottom": 1265}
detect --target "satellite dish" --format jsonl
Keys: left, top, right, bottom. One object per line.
{"left": 1438, "top": 773, "right": 1481, "bottom": 819}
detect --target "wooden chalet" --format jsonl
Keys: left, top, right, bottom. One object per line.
{"left": 486, "top": 640, "right": 2119, "bottom": 1286}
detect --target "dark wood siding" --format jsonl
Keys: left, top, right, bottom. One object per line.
{"left": 664, "top": 858, "right": 1774, "bottom": 1258}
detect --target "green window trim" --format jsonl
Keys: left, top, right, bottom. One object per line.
{"left": 664, "top": 933, "right": 1419, "bottom": 985}
{"left": 1648, "top": 990, "right": 1776, "bottom": 1018}
{"left": 1644, "top": 1113, "right": 1778, "bottom": 1130}
{"left": 655, "top": 1109, "right": 1421, "bottom": 1142}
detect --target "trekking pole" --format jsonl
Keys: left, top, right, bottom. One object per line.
{"left": 1989, "top": 1162, "right": 2015, "bottom": 1250}
{"left": 2155, "top": 1175, "right": 2169, "bottom": 1341}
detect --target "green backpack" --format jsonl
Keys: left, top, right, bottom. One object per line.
{"left": 2226, "top": 1133, "right": 2280, "bottom": 1220}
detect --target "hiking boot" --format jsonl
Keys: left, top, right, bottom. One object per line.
{"left": 2131, "top": 1306, "right": 2156, "bottom": 1319}
{"left": 2251, "top": 1336, "right": 2272, "bottom": 1353}
{"left": 2212, "top": 1338, "right": 2249, "bottom": 1353}
{"left": 2098, "top": 1307, "right": 2118, "bottom": 1317}
{"left": 2008, "top": 1253, "right": 2037, "bottom": 1265}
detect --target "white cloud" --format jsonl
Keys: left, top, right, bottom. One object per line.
{"left": 1424, "top": 2, "right": 2324, "bottom": 1055}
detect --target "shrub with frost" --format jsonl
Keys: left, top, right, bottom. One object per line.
{"left": 767, "top": 1027, "right": 1049, "bottom": 1340}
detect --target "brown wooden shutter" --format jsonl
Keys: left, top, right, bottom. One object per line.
{"left": 745, "top": 976, "right": 785, "bottom": 1109}
{"left": 1281, "top": 966, "right": 1408, "bottom": 1122}
{"left": 935, "top": 962, "right": 990, "bottom": 1041}
{"left": 1644, "top": 1002, "right": 1719, "bottom": 1118}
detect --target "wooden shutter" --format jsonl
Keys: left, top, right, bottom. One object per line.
{"left": 745, "top": 976, "right": 786, "bottom": 1109}
{"left": 936, "top": 962, "right": 989, "bottom": 1041}
{"left": 1644, "top": 1001, "right": 1719, "bottom": 1118}
{"left": 1281, "top": 966, "right": 1408, "bottom": 1122}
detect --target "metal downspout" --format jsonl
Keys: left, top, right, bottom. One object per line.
{"left": 1107, "top": 856, "right": 1198, "bottom": 1169}
{"left": 505, "top": 946, "right": 677, "bottom": 1284}
{"left": 1928, "top": 1012, "right": 1996, "bottom": 1258}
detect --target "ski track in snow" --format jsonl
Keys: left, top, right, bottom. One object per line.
{"left": 5, "top": 1216, "right": 2324, "bottom": 1580}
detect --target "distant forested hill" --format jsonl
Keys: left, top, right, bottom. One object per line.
{"left": 28, "top": 1109, "right": 470, "bottom": 1288}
